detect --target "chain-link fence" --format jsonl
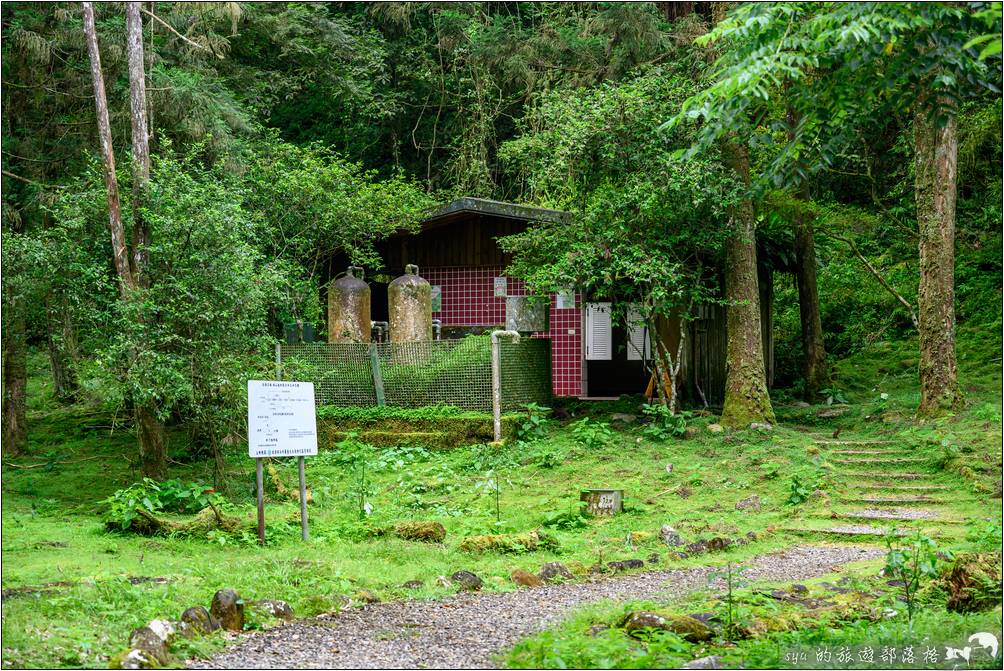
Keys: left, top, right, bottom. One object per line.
{"left": 277, "top": 335, "right": 551, "bottom": 412}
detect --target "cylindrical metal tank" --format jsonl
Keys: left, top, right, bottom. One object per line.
{"left": 327, "top": 266, "right": 371, "bottom": 343}
{"left": 388, "top": 264, "right": 432, "bottom": 342}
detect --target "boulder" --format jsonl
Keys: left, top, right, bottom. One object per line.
{"left": 108, "top": 649, "right": 160, "bottom": 670}
{"left": 510, "top": 569, "right": 544, "bottom": 588}
{"left": 735, "top": 495, "right": 761, "bottom": 513}
{"left": 249, "top": 599, "right": 294, "bottom": 620}
{"left": 683, "top": 655, "right": 724, "bottom": 669}
{"left": 707, "top": 424, "right": 724, "bottom": 434}
{"left": 620, "top": 612, "right": 713, "bottom": 642}
{"left": 181, "top": 606, "right": 220, "bottom": 634}
{"left": 538, "top": 562, "right": 574, "bottom": 583}
{"left": 401, "top": 580, "right": 424, "bottom": 590}
{"left": 393, "top": 521, "right": 446, "bottom": 543}
{"left": 450, "top": 571, "right": 483, "bottom": 592}
{"left": 127, "top": 627, "right": 169, "bottom": 665}
{"left": 210, "top": 588, "right": 244, "bottom": 632}
{"left": 458, "top": 530, "right": 558, "bottom": 554}
{"left": 660, "top": 525, "right": 684, "bottom": 547}
{"left": 611, "top": 413, "right": 637, "bottom": 424}
{"left": 607, "top": 559, "right": 645, "bottom": 572}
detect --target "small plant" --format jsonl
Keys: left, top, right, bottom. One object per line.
{"left": 966, "top": 519, "right": 1003, "bottom": 551}
{"left": 541, "top": 504, "right": 588, "bottom": 530}
{"left": 884, "top": 530, "right": 945, "bottom": 621}
{"left": 640, "top": 404, "right": 690, "bottom": 441}
{"left": 517, "top": 402, "right": 552, "bottom": 442}
{"left": 709, "top": 562, "right": 749, "bottom": 640}
{"left": 474, "top": 469, "right": 504, "bottom": 522}
{"left": 818, "top": 386, "right": 848, "bottom": 406}
{"left": 527, "top": 444, "right": 566, "bottom": 468}
{"left": 571, "top": 417, "right": 613, "bottom": 449}
{"left": 337, "top": 432, "right": 376, "bottom": 519}
{"left": 102, "top": 478, "right": 222, "bottom": 530}
{"left": 786, "top": 476, "right": 812, "bottom": 505}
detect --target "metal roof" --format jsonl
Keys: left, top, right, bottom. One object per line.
{"left": 422, "top": 197, "right": 570, "bottom": 227}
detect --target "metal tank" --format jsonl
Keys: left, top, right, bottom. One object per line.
{"left": 327, "top": 266, "right": 371, "bottom": 343}
{"left": 388, "top": 264, "right": 433, "bottom": 342}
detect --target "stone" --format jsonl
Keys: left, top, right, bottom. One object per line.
{"left": 749, "top": 422, "right": 773, "bottom": 431}
{"left": 144, "top": 619, "right": 178, "bottom": 646}
{"left": 660, "top": 525, "right": 684, "bottom": 547}
{"left": 435, "top": 576, "right": 452, "bottom": 588}
{"left": 352, "top": 589, "right": 380, "bottom": 604}
{"left": 793, "top": 401, "right": 811, "bottom": 408}
{"left": 735, "top": 495, "right": 761, "bottom": 513}
{"left": 450, "top": 570, "right": 483, "bottom": 591}
{"left": 539, "top": 562, "right": 574, "bottom": 583}
{"left": 647, "top": 553, "right": 661, "bottom": 564}
{"left": 611, "top": 413, "right": 637, "bottom": 424}
{"left": 209, "top": 588, "right": 244, "bottom": 632}
{"left": 181, "top": 606, "right": 220, "bottom": 634}
{"left": 706, "top": 537, "right": 731, "bottom": 552}
{"left": 401, "top": 580, "right": 424, "bottom": 590}
{"left": 128, "top": 627, "right": 169, "bottom": 665}
{"left": 620, "top": 611, "right": 713, "bottom": 643}
{"left": 607, "top": 559, "right": 645, "bottom": 572}
{"left": 109, "top": 649, "right": 160, "bottom": 670}
{"left": 588, "top": 624, "right": 611, "bottom": 637}
{"left": 250, "top": 599, "right": 294, "bottom": 620}
{"left": 629, "top": 531, "right": 653, "bottom": 544}
{"left": 458, "top": 530, "right": 559, "bottom": 554}
{"left": 682, "top": 426, "right": 700, "bottom": 439}
{"left": 564, "top": 560, "right": 589, "bottom": 577}
{"left": 510, "top": 569, "right": 544, "bottom": 588}
{"left": 791, "top": 584, "right": 808, "bottom": 594}
{"left": 809, "top": 489, "right": 829, "bottom": 502}
{"left": 393, "top": 521, "right": 446, "bottom": 543}
{"left": 666, "top": 463, "right": 674, "bottom": 473}
{"left": 707, "top": 423, "right": 724, "bottom": 434}
{"left": 817, "top": 407, "right": 847, "bottom": 418}
{"left": 683, "top": 655, "right": 724, "bottom": 669}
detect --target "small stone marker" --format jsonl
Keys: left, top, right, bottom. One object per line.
{"left": 580, "top": 488, "right": 623, "bottom": 516}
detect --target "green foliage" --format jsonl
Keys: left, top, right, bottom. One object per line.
{"left": 332, "top": 432, "right": 377, "bottom": 519}
{"left": 570, "top": 417, "right": 613, "bottom": 449}
{"left": 316, "top": 404, "right": 470, "bottom": 421}
{"left": 709, "top": 562, "right": 751, "bottom": 640}
{"left": 517, "top": 402, "right": 552, "bottom": 442}
{"left": 641, "top": 404, "right": 690, "bottom": 441}
{"left": 786, "top": 476, "right": 812, "bottom": 506}
{"left": 102, "top": 478, "right": 222, "bottom": 530}
{"left": 884, "top": 531, "right": 947, "bottom": 621}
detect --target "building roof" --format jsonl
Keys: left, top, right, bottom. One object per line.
{"left": 420, "top": 197, "right": 570, "bottom": 230}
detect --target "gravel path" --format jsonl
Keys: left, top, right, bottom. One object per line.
{"left": 192, "top": 545, "right": 882, "bottom": 669}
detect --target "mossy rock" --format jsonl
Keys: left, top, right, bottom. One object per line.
{"left": 394, "top": 521, "right": 446, "bottom": 543}
{"left": 108, "top": 649, "right": 161, "bottom": 670}
{"left": 943, "top": 552, "right": 1003, "bottom": 613}
{"left": 458, "top": 530, "right": 558, "bottom": 554}
{"left": 619, "top": 611, "right": 713, "bottom": 642}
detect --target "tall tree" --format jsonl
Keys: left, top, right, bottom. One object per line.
{"left": 675, "top": 2, "right": 1000, "bottom": 416}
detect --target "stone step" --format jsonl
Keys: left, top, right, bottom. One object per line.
{"left": 829, "top": 449, "right": 916, "bottom": 456}
{"left": 842, "top": 472, "right": 927, "bottom": 481}
{"left": 813, "top": 439, "right": 894, "bottom": 446}
{"left": 841, "top": 496, "right": 946, "bottom": 506}
{"left": 833, "top": 457, "right": 927, "bottom": 466}
{"left": 854, "top": 484, "right": 950, "bottom": 492}
{"left": 832, "top": 508, "right": 963, "bottom": 523}
{"left": 784, "top": 524, "right": 909, "bottom": 538}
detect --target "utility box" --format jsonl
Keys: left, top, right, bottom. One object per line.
{"left": 505, "top": 296, "right": 549, "bottom": 333}
{"left": 284, "top": 321, "right": 316, "bottom": 344}
{"left": 580, "top": 488, "right": 623, "bottom": 516}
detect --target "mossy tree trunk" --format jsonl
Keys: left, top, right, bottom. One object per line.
{"left": 2, "top": 308, "right": 28, "bottom": 457}
{"left": 793, "top": 185, "right": 828, "bottom": 400}
{"left": 720, "top": 138, "right": 775, "bottom": 428}
{"left": 914, "top": 101, "right": 964, "bottom": 416}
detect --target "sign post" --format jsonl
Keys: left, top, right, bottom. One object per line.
{"left": 248, "top": 380, "right": 317, "bottom": 544}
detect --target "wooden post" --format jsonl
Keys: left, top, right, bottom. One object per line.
{"left": 369, "top": 343, "right": 383, "bottom": 405}
{"left": 298, "top": 456, "right": 308, "bottom": 541}
{"left": 256, "top": 457, "right": 265, "bottom": 546}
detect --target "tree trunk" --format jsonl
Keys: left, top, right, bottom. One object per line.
{"left": 46, "top": 295, "right": 79, "bottom": 401}
{"left": 719, "top": 138, "right": 775, "bottom": 428}
{"left": 82, "top": 1, "right": 134, "bottom": 295}
{"left": 914, "top": 104, "right": 963, "bottom": 416}
{"left": 2, "top": 308, "right": 28, "bottom": 457}
{"left": 793, "top": 187, "right": 829, "bottom": 400}
{"left": 135, "top": 405, "right": 167, "bottom": 480}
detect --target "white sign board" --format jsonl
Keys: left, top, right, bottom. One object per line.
{"left": 248, "top": 381, "right": 318, "bottom": 458}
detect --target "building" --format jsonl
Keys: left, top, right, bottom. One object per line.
{"left": 327, "top": 197, "right": 780, "bottom": 406}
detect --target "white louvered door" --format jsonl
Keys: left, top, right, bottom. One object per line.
{"left": 584, "top": 302, "right": 612, "bottom": 360}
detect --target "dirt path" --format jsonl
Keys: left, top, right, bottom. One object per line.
{"left": 191, "top": 545, "right": 881, "bottom": 669}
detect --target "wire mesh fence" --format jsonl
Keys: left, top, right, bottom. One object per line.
{"left": 278, "top": 335, "right": 551, "bottom": 412}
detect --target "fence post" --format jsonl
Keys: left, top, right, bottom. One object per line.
{"left": 369, "top": 343, "right": 385, "bottom": 406}
{"left": 275, "top": 342, "right": 282, "bottom": 380}
{"left": 490, "top": 330, "right": 521, "bottom": 442}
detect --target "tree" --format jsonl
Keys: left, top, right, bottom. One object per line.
{"left": 675, "top": 2, "right": 1001, "bottom": 416}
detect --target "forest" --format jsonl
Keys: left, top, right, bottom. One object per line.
{"left": 1, "top": 2, "right": 1002, "bottom": 670}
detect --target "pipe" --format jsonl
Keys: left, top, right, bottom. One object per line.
{"left": 371, "top": 320, "right": 389, "bottom": 343}
{"left": 490, "top": 330, "right": 521, "bottom": 442}
{"left": 432, "top": 319, "right": 442, "bottom": 341}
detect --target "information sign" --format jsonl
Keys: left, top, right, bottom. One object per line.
{"left": 248, "top": 381, "right": 317, "bottom": 458}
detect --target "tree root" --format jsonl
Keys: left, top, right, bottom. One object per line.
{"left": 124, "top": 504, "right": 252, "bottom": 538}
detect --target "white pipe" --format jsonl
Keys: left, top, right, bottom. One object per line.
{"left": 491, "top": 330, "right": 521, "bottom": 442}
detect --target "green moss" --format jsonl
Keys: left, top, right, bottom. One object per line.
{"left": 457, "top": 530, "right": 559, "bottom": 554}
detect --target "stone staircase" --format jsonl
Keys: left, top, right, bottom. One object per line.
{"left": 784, "top": 432, "right": 974, "bottom": 542}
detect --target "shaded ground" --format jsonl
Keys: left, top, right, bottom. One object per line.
{"left": 191, "top": 545, "right": 881, "bottom": 669}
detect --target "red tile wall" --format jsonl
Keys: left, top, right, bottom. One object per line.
{"left": 422, "top": 266, "right": 581, "bottom": 397}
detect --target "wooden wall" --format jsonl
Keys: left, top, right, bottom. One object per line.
{"left": 381, "top": 217, "right": 528, "bottom": 271}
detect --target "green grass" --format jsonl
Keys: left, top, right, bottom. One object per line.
{"left": 2, "top": 331, "right": 1001, "bottom": 668}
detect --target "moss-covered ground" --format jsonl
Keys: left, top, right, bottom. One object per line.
{"left": 1, "top": 327, "right": 1000, "bottom": 668}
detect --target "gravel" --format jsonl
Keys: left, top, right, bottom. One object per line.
{"left": 191, "top": 545, "right": 882, "bottom": 670}
{"left": 850, "top": 508, "right": 941, "bottom": 520}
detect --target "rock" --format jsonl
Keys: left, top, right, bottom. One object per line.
{"left": 588, "top": 624, "right": 610, "bottom": 637}
{"left": 660, "top": 525, "right": 684, "bottom": 547}
{"left": 665, "top": 463, "right": 674, "bottom": 474}
{"left": 564, "top": 560, "right": 589, "bottom": 577}
{"left": 250, "top": 599, "right": 294, "bottom": 620}
{"left": 674, "top": 552, "right": 689, "bottom": 560}
{"left": 817, "top": 407, "right": 847, "bottom": 418}
{"left": 401, "top": 580, "right": 424, "bottom": 590}
{"left": 450, "top": 570, "right": 483, "bottom": 592}
{"left": 647, "top": 552, "right": 660, "bottom": 564}
{"left": 393, "top": 521, "right": 446, "bottom": 543}
{"left": 607, "top": 559, "right": 645, "bottom": 572}
{"left": 793, "top": 401, "right": 811, "bottom": 408}
{"left": 620, "top": 611, "right": 713, "bottom": 643}
{"left": 210, "top": 588, "right": 244, "bottom": 632}
{"left": 611, "top": 413, "right": 636, "bottom": 424}
{"left": 510, "top": 569, "right": 544, "bottom": 588}
{"left": 435, "top": 576, "right": 452, "bottom": 588}
{"left": 181, "top": 606, "right": 220, "bottom": 634}
{"left": 707, "top": 423, "right": 724, "bottom": 434}
{"left": 128, "top": 627, "right": 169, "bottom": 665}
{"left": 683, "top": 655, "right": 724, "bottom": 669}
{"left": 629, "top": 531, "right": 653, "bottom": 544}
{"left": 539, "top": 562, "right": 574, "bottom": 583}
{"left": 791, "top": 584, "right": 808, "bottom": 594}
{"left": 352, "top": 589, "right": 380, "bottom": 604}
{"left": 144, "top": 619, "right": 178, "bottom": 645}
{"left": 108, "top": 649, "right": 160, "bottom": 670}
{"left": 746, "top": 531, "right": 758, "bottom": 542}
{"left": 682, "top": 426, "right": 700, "bottom": 439}
{"left": 686, "top": 539, "right": 708, "bottom": 555}
{"left": 809, "top": 489, "right": 829, "bottom": 502}
{"left": 735, "top": 495, "right": 761, "bottom": 513}
{"left": 749, "top": 422, "right": 773, "bottom": 431}
{"left": 707, "top": 537, "right": 731, "bottom": 552}
{"left": 458, "top": 530, "right": 558, "bottom": 554}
